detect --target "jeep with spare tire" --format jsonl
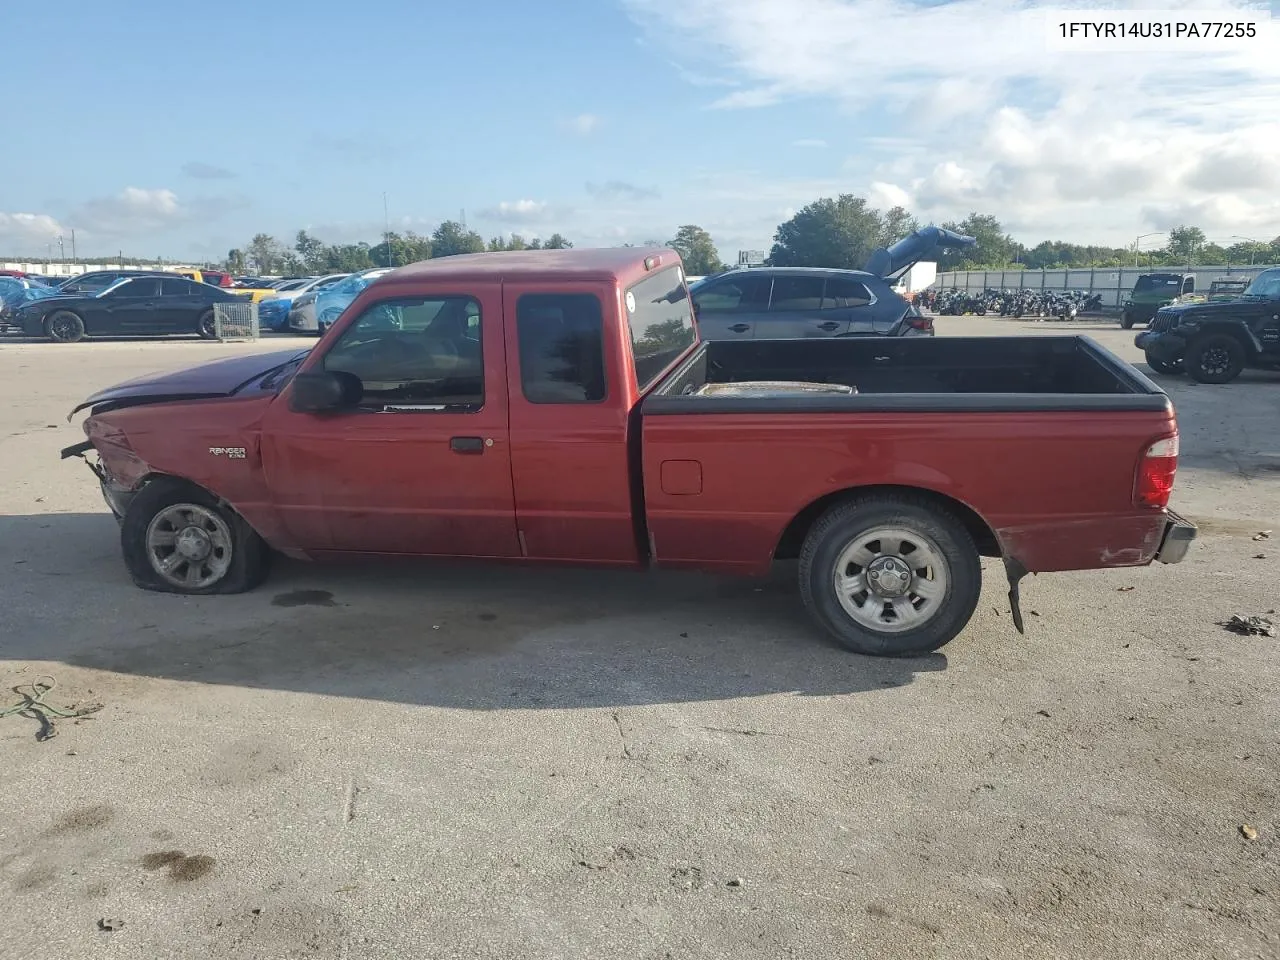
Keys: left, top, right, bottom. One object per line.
{"left": 1135, "top": 267, "right": 1280, "bottom": 383}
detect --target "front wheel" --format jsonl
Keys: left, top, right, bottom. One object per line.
{"left": 1120, "top": 311, "right": 1135, "bottom": 329}
{"left": 1185, "top": 334, "right": 1246, "bottom": 384}
{"left": 798, "top": 496, "right": 982, "bottom": 657}
{"left": 46, "top": 310, "right": 85, "bottom": 343}
{"left": 196, "top": 310, "right": 218, "bottom": 340}
{"left": 1144, "top": 352, "right": 1183, "bottom": 375}
{"left": 121, "top": 478, "right": 270, "bottom": 594}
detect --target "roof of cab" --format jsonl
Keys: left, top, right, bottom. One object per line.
{"left": 376, "top": 247, "right": 679, "bottom": 287}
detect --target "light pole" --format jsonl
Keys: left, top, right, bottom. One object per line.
{"left": 1133, "top": 233, "right": 1163, "bottom": 267}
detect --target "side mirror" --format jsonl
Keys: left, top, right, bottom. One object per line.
{"left": 289, "top": 371, "right": 361, "bottom": 413}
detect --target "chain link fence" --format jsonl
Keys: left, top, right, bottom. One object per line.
{"left": 934, "top": 263, "right": 1277, "bottom": 309}
{"left": 214, "top": 302, "right": 259, "bottom": 341}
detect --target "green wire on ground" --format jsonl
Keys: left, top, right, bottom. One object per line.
{"left": 1, "top": 676, "right": 103, "bottom": 741}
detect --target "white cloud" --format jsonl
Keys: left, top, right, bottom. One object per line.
{"left": 791, "top": 139, "right": 828, "bottom": 148}
{"left": 477, "top": 199, "right": 568, "bottom": 224}
{"left": 560, "top": 113, "right": 601, "bottom": 136}
{"left": 622, "top": 0, "right": 1280, "bottom": 244}
{"left": 586, "top": 180, "right": 660, "bottom": 201}
{"left": 182, "top": 161, "right": 237, "bottom": 180}
{"left": 0, "top": 212, "right": 66, "bottom": 250}
{"left": 74, "top": 187, "right": 184, "bottom": 233}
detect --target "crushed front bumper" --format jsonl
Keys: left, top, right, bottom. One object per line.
{"left": 1135, "top": 330, "right": 1187, "bottom": 361}
{"left": 1155, "top": 509, "right": 1197, "bottom": 564}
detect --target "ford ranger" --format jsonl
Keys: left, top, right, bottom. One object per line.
{"left": 61, "top": 248, "right": 1196, "bottom": 657}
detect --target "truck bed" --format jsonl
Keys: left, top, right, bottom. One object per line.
{"left": 645, "top": 336, "right": 1169, "bottom": 413}
{"left": 639, "top": 335, "right": 1178, "bottom": 578}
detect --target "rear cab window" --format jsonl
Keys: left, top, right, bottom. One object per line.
{"left": 624, "top": 266, "right": 696, "bottom": 390}
{"left": 516, "top": 293, "right": 607, "bottom": 403}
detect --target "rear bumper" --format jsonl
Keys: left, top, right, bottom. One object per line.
{"left": 1155, "top": 509, "right": 1197, "bottom": 564}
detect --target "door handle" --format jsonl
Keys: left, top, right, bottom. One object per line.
{"left": 728, "top": 323, "right": 751, "bottom": 333}
{"left": 817, "top": 321, "right": 841, "bottom": 331}
{"left": 450, "top": 436, "right": 485, "bottom": 454}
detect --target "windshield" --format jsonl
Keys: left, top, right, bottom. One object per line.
{"left": 1243, "top": 269, "right": 1280, "bottom": 299}
{"left": 1134, "top": 275, "right": 1183, "bottom": 292}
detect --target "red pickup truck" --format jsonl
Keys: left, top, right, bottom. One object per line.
{"left": 62, "top": 248, "right": 1195, "bottom": 657}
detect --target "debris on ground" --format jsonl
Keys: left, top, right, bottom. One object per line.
{"left": 97, "top": 918, "right": 124, "bottom": 932}
{"left": 1, "top": 676, "right": 103, "bottom": 741}
{"left": 1254, "top": 554, "right": 1268, "bottom": 560}
{"left": 1117, "top": 586, "right": 1135, "bottom": 592}
{"left": 1219, "top": 616, "right": 1276, "bottom": 638}
{"left": 1253, "top": 531, "right": 1272, "bottom": 542}
{"left": 1241, "top": 824, "right": 1259, "bottom": 841}
{"left": 727, "top": 877, "right": 745, "bottom": 888}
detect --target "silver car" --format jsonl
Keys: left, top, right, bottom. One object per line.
{"left": 290, "top": 268, "right": 393, "bottom": 334}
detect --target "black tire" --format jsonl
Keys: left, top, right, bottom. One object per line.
{"left": 1185, "top": 334, "right": 1246, "bottom": 384}
{"left": 798, "top": 495, "right": 982, "bottom": 657}
{"left": 46, "top": 310, "right": 85, "bottom": 343}
{"left": 196, "top": 310, "right": 218, "bottom": 340}
{"left": 1144, "top": 352, "right": 1183, "bottom": 375}
{"left": 120, "top": 477, "right": 270, "bottom": 594}
{"left": 1120, "top": 311, "right": 1135, "bottom": 329}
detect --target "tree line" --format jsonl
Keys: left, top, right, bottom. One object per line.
{"left": 222, "top": 205, "right": 1280, "bottom": 278}
{"left": 226, "top": 222, "right": 574, "bottom": 276}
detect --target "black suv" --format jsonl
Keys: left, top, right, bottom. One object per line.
{"left": 1135, "top": 267, "right": 1280, "bottom": 383}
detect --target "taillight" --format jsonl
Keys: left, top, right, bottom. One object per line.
{"left": 908, "top": 316, "right": 933, "bottom": 332}
{"left": 1135, "top": 435, "right": 1178, "bottom": 508}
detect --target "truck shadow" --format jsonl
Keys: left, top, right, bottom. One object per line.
{"left": 0, "top": 513, "right": 946, "bottom": 710}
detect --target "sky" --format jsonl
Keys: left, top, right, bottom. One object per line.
{"left": 2, "top": 0, "right": 1278, "bottom": 262}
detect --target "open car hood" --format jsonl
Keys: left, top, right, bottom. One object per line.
{"left": 863, "top": 226, "right": 977, "bottom": 279}
{"left": 67, "top": 347, "right": 309, "bottom": 420}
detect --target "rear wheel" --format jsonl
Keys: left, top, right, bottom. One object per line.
{"left": 1144, "top": 352, "right": 1183, "bottom": 375}
{"left": 121, "top": 478, "right": 270, "bottom": 594}
{"left": 1185, "top": 334, "right": 1246, "bottom": 384}
{"left": 798, "top": 496, "right": 982, "bottom": 657}
{"left": 46, "top": 310, "right": 85, "bottom": 343}
{"left": 196, "top": 309, "right": 218, "bottom": 340}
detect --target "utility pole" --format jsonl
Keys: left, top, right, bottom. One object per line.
{"left": 383, "top": 192, "right": 393, "bottom": 267}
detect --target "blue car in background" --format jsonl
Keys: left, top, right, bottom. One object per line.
{"left": 258, "top": 273, "right": 350, "bottom": 331}
{"left": 0, "top": 276, "right": 61, "bottom": 332}
{"left": 290, "top": 268, "right": 393, "bottom": 335}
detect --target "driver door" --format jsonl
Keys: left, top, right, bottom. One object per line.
{"left": 260, "top": 282, "right": 519, "bottom": 557}
{"left": 101, "top": 277, "right": 163, "bottom": 334}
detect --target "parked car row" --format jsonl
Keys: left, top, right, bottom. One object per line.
{"left": 8, "top": 227, "right": 974, "bottom": 345}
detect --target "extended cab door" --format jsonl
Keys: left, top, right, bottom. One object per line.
{"left": 504, "top": 281, "right": 646, "bottom": 565}
{"left": 260, "top": 282, "right": 519, "bottom": 557}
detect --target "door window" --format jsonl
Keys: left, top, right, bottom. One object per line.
{"left": 692, "top": 274, "right": 772, "bottom": 313}
{"left": 769, "top": 275, "right": 824, "bottom": 311}
{"left": 161, "top": 277, "right": 198, "bottom": 296}
{"left": 108, "top": 278, "right": 160, "bottom": 297}
{"left": 823, "top": 276, "right": 874, "bottom": 308}
{"left": 516, "top": 293, "right": 606, "bottom": 403}
{"left": 322, "top": 296, "right": 484, "bottom": 411}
